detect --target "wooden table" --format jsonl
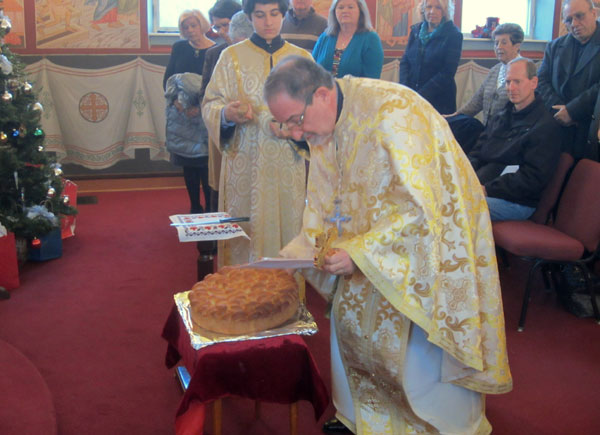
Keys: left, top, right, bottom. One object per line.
{"left": 161, "top": 305, "right": 329, "bottom": 434}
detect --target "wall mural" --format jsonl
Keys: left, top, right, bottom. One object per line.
{"left": 0, "top": 0, "right": 25, "bottom": 48}
{"left": 376, "top": 0, "right": 417, "bottom": 49}
{"left": 34, "top": 0, "right": 140, "bottom": 49}
{"left": 308, "top": 0, "right": 420, "bottom": 50}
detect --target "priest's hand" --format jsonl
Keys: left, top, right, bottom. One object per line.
{"left": 552, "top": 105, "right": 574, "bottom": 126}
{"left": 224, "top": 101, "right": 253, "bottom": 124}
{"left": 322, "top": 249, "right": 356, "bottom": 276}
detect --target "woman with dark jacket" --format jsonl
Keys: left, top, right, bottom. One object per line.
{"left": 163, "top": 10, "right": 215, "bottom": 214}
{"left": 399, "top": 0, "right": 462, "bottom": 114}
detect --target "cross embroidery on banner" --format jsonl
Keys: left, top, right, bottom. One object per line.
{"left": 328, "top": 198, "right": 351, "bottom": 236}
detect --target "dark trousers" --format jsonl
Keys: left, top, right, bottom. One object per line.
{"left": 447, "top": 114, "right": 485, "bottom": 155}
{"left": 183, "top": 159, "right": 213, "bottom": 214}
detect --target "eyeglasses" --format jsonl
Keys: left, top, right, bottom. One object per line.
{"left": 284, "top": 101, "right": 309, "bottom": 128}
{"left": 282, "top": 89, "right": 318, "bottom": 129}
{"left": 212, "top": 22, "right": 230, "bottom": 32}
{"left": 564, "top": 11, "right": 589, "bottom": 25}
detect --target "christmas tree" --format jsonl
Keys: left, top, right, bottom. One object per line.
{"left": 0, "top": 11, "right": 76, "bottom": 240}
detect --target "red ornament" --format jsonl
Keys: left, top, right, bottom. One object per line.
{"left": 31, "top": 238, "right": 41, "bottom": 248}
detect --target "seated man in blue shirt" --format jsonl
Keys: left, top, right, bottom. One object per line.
{"left": 468, "top": 58, "right": 564, "bottom": 221}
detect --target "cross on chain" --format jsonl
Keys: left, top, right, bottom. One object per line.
{"left": 328, "top": 198, "right": 351, "bottom": 237}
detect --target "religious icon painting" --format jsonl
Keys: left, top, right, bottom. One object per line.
{"left": 376, "top": 0, "right": 418, "bottom": 49}
{"left": 34, "top": 0, "right": 141, "bottom": 50}
{"left": 1, "top": 0, "right": 26, "bottom": 49}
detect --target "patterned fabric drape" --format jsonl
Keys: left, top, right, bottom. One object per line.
{"left": 25, "top": 58, "right": 168, "bottom": 169}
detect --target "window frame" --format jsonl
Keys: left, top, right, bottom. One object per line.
{"left": 150, "top": 0, "right": 214, "bottom": 33}
{"left": 456, "top": 0, "right": 555, "bottom": 42}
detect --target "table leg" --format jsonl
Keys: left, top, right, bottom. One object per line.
{"left": 212, "top": 399, "right": 222, "bottom": 435}
{"left": 197, "top": 241, "right": 215, "bottom": 282}
{"left": 289, "top": 402, "right": 298, "bottom": 435}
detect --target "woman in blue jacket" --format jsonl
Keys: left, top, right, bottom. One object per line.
{"left": 312, "top": 0, "right": 383, "bottom": 79}
{"left": 399, "top": 0, "right": 462, "bottom": 114}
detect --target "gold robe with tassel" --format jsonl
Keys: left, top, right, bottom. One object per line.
{"left": 281, "top": 76, "right": 512, "bottom": 434}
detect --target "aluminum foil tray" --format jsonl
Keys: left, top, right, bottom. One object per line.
{"left": 174, "top": 291, "right": 319, "bottom": 350}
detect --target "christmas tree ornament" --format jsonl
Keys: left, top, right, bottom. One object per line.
{"left": 0, "top": 131, "right": 7, "bottom": 142}
{"left": 0, "top": 16, "right": 12, "bottom": 33}
{"left": 31, "top": 102, "right": 44, "bottom": 113}
{"left": 7, "top": 79, "right": 19, "bottom": 91}
{"left": 1, "top": 90, "right": 13, "bottom": 102}
{"left": 11, "top": 129, "right": 19, "bottom": 137}
{"left": 34, "top": 128, "right": 44, "bottom": 136}
{"left": 31, "top": 238, "right": 41, "bottom": 248}
{"left": 22, "top": 82, "right": 33, "bottom": 94}
{"left": 0, "top": 54, "right": 12, "bottom": 74}
{"left": 62, "top": 195, "right": 70, "bottom": 205}
{"left": 38, "top": 145, "right": 44, "bottom": 152}
{"left": 54, "top": 167, "right": 63, "bottom": 176}
{"left": 18, "top": 126, "right": 26, "bottom": 137}
{"left": 47, "top": 187, "right": 56, "bottom": 198}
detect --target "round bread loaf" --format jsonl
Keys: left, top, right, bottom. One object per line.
{"left": 188, "top": 267, "right": 299, "bottom": 335}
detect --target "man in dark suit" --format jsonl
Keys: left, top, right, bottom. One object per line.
{"left": 537, "top": 0, "right": 600, "bottom": 160}
{"left": 588, "top": 90, "right": 600, "bottom": 161}
{"left": 469, "top": 58, "right": 563, "bottom": 221}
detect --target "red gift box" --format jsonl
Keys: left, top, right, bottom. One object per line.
{"left": 61, "top": 179, "right": 78, "bottom": 239}
{"left": 0, "top": 232, "right": 20, "bottom": 290}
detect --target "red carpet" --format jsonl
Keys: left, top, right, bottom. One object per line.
{"left": 0, "top": 187, "right": 598, "bottom": 434}
{"left": 0, "top": 338, "right": 57, "bottom": 435}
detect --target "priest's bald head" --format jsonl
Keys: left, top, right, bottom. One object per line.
{"left": 265, "top": 56, "right": 338, "bottom": 144}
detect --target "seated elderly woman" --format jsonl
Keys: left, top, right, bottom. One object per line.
{"left": 446, "top": 23, "right": 525, "bottom": 153}
{"left": 399, "top": 0, "right": 462, "bottom": 114}
{"left": 312, "top": 0, "right": 383, "bottom": 79}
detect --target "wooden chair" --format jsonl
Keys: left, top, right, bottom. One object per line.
{"left": 493, "top": 158, "right": 600, "bottom": 331}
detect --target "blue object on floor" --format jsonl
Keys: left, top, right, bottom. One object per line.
{"left": 28, "top": 228, "right": 62, "bottom": 261}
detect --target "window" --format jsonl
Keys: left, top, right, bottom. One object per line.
{"left": 461, "top": 0, "right": 532, "bottom": 37}
{"left": 151, "top": 0, "right": 215, "bottom": 33}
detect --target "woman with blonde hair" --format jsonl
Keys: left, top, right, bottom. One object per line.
{"left": 312, "top": 0, "right": 383, "bottom": 78}
{"left": 163, "top": 9, "right": 215, "bottom": 214}
{"left": 399, "top": 0, "right": 462, "bottom": 114}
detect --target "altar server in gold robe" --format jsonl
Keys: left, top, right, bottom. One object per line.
{"left": 265, "top": 56, "right": 512, "bottom": 434}
{"left": 202, "top": 0, "right": 312, "bottom": 267}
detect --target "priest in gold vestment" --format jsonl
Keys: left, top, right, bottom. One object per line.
{"left": 202, "top": 0, "right": 312, "bottom": 267}
{"left": 265, "top": 56, "right": 512, "bottom": 434}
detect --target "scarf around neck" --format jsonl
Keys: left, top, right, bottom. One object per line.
{"left": 418, "top": 18, "right": 447, "bottom": 45}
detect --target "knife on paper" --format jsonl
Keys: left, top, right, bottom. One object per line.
{"left": 170, "top": 217, "right": 250, "bottom": 226}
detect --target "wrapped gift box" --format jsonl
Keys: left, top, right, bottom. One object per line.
{"left": 28, "top": 228, "right": 62, "bottom": 262}
{"left": 0, "top": 231, "right": 20, "bottom": 290}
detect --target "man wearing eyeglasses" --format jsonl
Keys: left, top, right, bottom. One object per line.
{"left": 538, "top": 0, "right": 600, "bottom": 161}
{"left": 208, "top": 0, "right": 242, "bottom": 44}
{"left": 202, "top": 0, "right": 313, "bottom": 268}
{"left": 266, "top": 56, "right": 512, "bottom": 434}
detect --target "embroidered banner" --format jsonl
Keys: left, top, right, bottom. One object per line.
{"left": 24, "top": 57, "right": 168, "bottom": 169}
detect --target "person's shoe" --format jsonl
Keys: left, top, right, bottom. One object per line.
{"left": 322, "top": 417, "right": 351, "bottom": 433}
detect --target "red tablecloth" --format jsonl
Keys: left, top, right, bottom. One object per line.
{"left": 161, "top": 305, "right": 329, "bottom": 431}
